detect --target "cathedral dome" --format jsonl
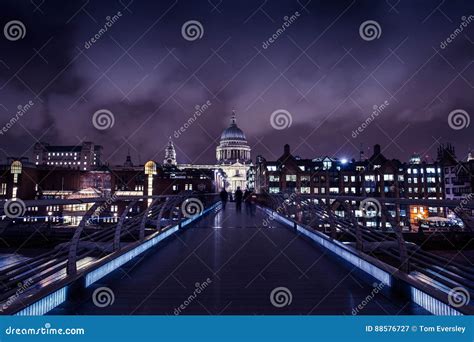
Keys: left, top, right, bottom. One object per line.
{"left": 216, "top": 111, "right": 251, "bottom": 164}
{"left": 220, "top": 124, "right": 246, "bottom": 141}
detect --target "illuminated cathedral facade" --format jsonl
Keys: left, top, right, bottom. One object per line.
{"left": 171, "top": 111, "right": 251, "bottom": 193}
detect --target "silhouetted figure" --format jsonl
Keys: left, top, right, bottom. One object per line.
{"left": 249, "top": 192, "right": 257, "bottom": 216}
{"left": 244, "top": 189, "right": 252, "bottom": 215}
{"left": 234, "top": 187, "right": 243, "bottom": 212}
{"left": 220, "top": 189, "right": 228, "bottom": 210}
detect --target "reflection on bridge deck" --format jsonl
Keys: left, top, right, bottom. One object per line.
{"left": 53, "top": 203, "right": 427, "bottom": 315}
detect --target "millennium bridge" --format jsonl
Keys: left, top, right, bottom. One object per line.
{"left": 0, "top": 193, "right": 472, "bottom": 316}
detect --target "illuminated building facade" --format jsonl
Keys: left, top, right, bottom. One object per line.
{"left": 255, "top": 144, "right": 446, "bottom": 230}
{"left": 33, "top": 142, "right": 103, "bottom": 170}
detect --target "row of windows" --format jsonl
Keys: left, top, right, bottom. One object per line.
{"left": 267, "top": 166, "right": 441, "bottom": 174}
{"left": 46, "top": 161, "right": 89, "bottom": 165}
{"left": 268, "top": 186, "right": 442, "bottom": 194}
{"left": 269, "top": 174, "right": 440, "bottom": 184}
{"left": 171, "top": 184, "right": 194, "bottom": 191}
{"left": 407, "top": 168, "right": 440, "bottom": 174}
{"left": 46, "top": 152, "right": 78, "bottom": 157}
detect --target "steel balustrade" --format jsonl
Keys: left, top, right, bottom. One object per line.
{"left": 258, "top": 193, "right": 474, "bottom": 313}
{"left": 0, "top": 193, "right": 220, "bottom": 314}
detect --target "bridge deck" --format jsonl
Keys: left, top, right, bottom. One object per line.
{"left": 52, "top": 204, "right": 427, "bottom": 315}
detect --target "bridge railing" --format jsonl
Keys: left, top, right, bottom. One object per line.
{"left": 0, "top": 193, "right": 220, "bottom": 315}
{"left": 258, "top": 193, "right": 474, "bottom": 315}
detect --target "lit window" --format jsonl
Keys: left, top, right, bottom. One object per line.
{"left": 269, "top": 175, "right": 280, "bottom": 182}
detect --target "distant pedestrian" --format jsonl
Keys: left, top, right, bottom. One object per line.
{"left": 234, "top": 187, "right": 243, "bottom": 212}
{"left": 244, "top": 189, "right": 252, "bottom": 215}
{"left": 250, "top": 192, "right": 257, "bottom": 216}
{"left": 220, "top": 189, "right": 228, "bottom": 210}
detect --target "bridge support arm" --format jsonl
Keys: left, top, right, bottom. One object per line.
{"left": 67, "top": 202, "right": 102, "bottom": 276}
{"left": 339, "top": 202, "right": 363, "bottom": 251}
{"left": 139, "top": 198, "right": 160, "bottom": 241}
{"left": 381, "top": 204, "right": 409, "bottom": 273}
{"left": 113, "top": 200, "right": 138, "bottom": 251}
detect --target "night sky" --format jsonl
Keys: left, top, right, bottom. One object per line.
{"left": 0, "top": 0, "right": 472, "bottom": 166}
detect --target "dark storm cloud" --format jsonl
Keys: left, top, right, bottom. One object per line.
{"left": 0, "top": 0, "right": 472, "bottom": 165}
